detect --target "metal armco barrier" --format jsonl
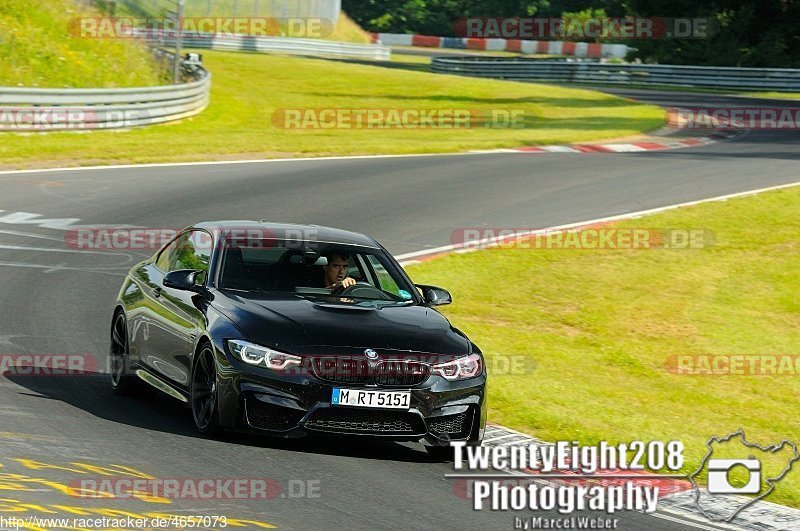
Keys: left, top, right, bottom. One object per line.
{"left": 0, "top": 54, "right": 210, "bottom": 131}
{"left": 151, "top": 32, "right": 391, "bottom": 61}
{"left": 431, "top": 57, "right": 800, "bottom": 91}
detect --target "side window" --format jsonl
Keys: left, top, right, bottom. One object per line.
{"left": 348, "top": 255, "right": 365, "bottom": 281}
{"left": 155, "top": 239, "right": 178, "bottom": 271}
{"left": 156, "top": 231, "right": 212, "bottom": 282}
{"left": 365, "top": 255, "right": 401, "bottom": 296}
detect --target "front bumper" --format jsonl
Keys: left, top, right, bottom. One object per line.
{"left": 212, "top": 341, "right": 487, "bottom": 446}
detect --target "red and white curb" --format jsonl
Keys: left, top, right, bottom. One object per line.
{"left": 371, "top": 33, "right": 630, "bottom": 59}
{"left": 479, "top": 424, "right": 800, "bottom": 530}
{"left": 470, "top": 136, "right": 717, "bottom": 155}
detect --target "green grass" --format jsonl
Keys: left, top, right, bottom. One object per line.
{"left": 390, "top": 53, "right": 433, "bottom": 65}
{"left": 113, "top": 1, "right": 371, "bottom": 43}
{"left": 740, "top": 91, "right": 800, "bottom": 100}
{"left": 0, "top": 0, "right": 161, "bottom": 87}
{"left": 0, "top": 50, "right": 664, "bottom": 169}
{"left": 405, "top": 185, "right": 800, "bottom": 508}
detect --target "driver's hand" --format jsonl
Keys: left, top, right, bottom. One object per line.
{"left": 339, "top": 277, "right": 357, "bottom": 289}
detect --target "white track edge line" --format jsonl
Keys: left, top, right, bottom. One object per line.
{"left": 0, "top": 152, "right": 474, "bottom": 177}
{"left": 396, "top": 178, "right": 800, "bottom": 262}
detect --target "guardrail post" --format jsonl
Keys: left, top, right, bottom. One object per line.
{"left": 173, "top": 0, "right": 185, "bottom": 84}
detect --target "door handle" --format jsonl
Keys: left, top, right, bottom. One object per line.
{"left": 153, "top": 287, "right": 162, "bottom": 298}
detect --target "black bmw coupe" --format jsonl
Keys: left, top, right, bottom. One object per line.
{"left": 110, "top": 221, "right": 486, "bottom": 456}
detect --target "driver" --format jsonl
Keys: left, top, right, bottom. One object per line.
{"left": 322, "top": 253, "right": 357, "bottom": 291}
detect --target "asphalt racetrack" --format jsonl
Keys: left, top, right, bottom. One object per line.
{"left": 0, "top": 90, "right": 798, "bottom": 530}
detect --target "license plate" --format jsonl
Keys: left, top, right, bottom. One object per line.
{"left": 331, "top": 388, "right": 411, "bottom": 409}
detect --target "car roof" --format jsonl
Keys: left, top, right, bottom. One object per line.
{"left": 193, "top": 221, "right": 380, "bottom": 248}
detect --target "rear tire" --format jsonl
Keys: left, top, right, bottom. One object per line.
{"left": 110, "top": 312, "right": 138, "bottom": 394}
{"left": 190, "top": 344, "right": 221, "bottom": 436}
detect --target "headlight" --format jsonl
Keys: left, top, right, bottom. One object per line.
{"left": 431, "top": 354, "right": 483, "bottom": 381}
{"left": 227, "top": 340, "right": 301, "bottom": 371}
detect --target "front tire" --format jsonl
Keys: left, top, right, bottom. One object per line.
{"left": 190, "top": 344, "right": 221, "bottom": 436}
{"left": 110, "top": 312, "right": 137, "bottom": 394}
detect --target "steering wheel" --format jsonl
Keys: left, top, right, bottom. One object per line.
{"left": 331, "top": 281, "right": 393, "bottom": 300}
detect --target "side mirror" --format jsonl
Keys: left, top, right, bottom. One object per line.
{"left": 163, "top": 269, "right": 204, "bottom": 292}
{"left": 416, "top": 284, "right": 452, "bottom": 306}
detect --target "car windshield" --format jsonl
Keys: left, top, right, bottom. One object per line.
{"left": 218, "top": 239, "right": 416, "bottom": 303}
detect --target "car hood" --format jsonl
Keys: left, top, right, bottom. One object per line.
{"left": 213, "top": 291, "right": 472, "bottom": 357}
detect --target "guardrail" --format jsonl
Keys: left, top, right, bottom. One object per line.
{"left": 150, "top": 32, "right": 391, "bottom": 61}
{"left": 0, "top": 52, "right": 210, "bottom": 131}
{"left": 431, "top": 57, "right": 800, "bottom": 91}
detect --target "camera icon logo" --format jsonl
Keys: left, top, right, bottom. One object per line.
{"left": 688, "top": 429, "right": 799, "bottom": 523}
{"left": 706, "top": 458, "right": 761, "bottom": 494}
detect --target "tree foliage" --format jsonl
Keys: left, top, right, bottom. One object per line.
{"left": 343, "top": 0, "right": 800, "bottom": 67}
